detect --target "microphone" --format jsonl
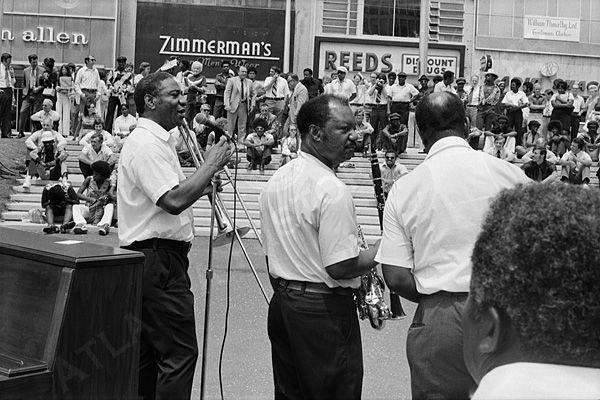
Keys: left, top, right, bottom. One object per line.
{"left": 194, "top": 113, "right": 230, "bottom": 142}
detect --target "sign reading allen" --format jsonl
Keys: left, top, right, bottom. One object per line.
{"left": 135, "top": 3, "right": 286, "bottom": 79}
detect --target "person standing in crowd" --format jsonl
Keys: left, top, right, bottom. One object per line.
{"left": 75, "top": 55, "right": 101, "bottom": 108}
{"left": 354, "top": 108, "right": 374, "bottom": 156}
{"left": 285, "top": 73, "right": 308, "bottom": 137}
{"left": 325, "top": 66, "right": 356, "bottom": 102}
{"left": 366, "top": 72, "right": 389, "bottom": 150}
{"left": 224, "top": 65, "right": 251, "bottom": 142}
{"left": 350, "top": 73, "right": 366, "bottom": 111}
{"left": 464, "top": 184, "right": 600, "bottom": 399}
{"left": 0, "top": 53, "right": 15, "bottom": 138}
{"left": 301, "top": 68, "right": 324, "bottom": 99}
{"left": 134, "top": 62, "right": 151, "bottom": 86}
{"left": 389, "top": 71, "right": 419, "bottom": 126}
{"left": 18, "top": 54, "right": 44, "bottom": 138}
{"left": 387, "top": 71, "right": 397, "bottom": 87}
{"left": 528, "top": 83, "right": 545, "bottom": 134}
{"left": 105, "top": 56, "right": 128, "bottom": 133}
{"left": 376, "top": 92, "right": 529, "bottom": 400}
{"left": 262, "top": 65, "right": 289, "bottom": 118}
{"left": 246, "top": 66, "right": 263, "bottom": 132}
{"left": 56, "top": 64, "right": 73, "bottom": 137}
{"left": 455, "top": 77, "right": 469, "bottom": 106}
{"left": 434, "top": 70, "right": 456, "bottom": 93}
{"left": 260, "top": 94, "right": 380, "bottom": 400}
{"left": 476, "top": 69, "right": 501, "bottom": 131}
{"left": 213, "top": 60, "right": 230, "bottom": 118}
{"left": 465, "top": 75, "right": 480, "bottom": 129}
{"left": 584, "top": 83, "right": 599, "bottom": 123}
{"left": 118, "top": 72, "right": 232, "bottom": 399}
{"left": 184, "top": 61, "right": 207, "bottom": 125}
{"left": 570, "top": 83, "right": 585, "bottom": 140}
{"left": 501, "top": 78, "right": 529, "bottom": 146}
{"left": 550, "top": 79, "right": 574, "bottom": 136}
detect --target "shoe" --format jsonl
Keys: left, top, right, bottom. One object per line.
{"left": 259, "top": 164, "right": 265, "bottom": 171}
{"left": 43, "top": 225, "right": 59, "bottom": 234}
{"left": 61, "top": 175, "right": 69, "bottom": 185}
{"left": 17, "top": 132, "right": 24, "bottom": 139}
{"left": 22, "top": 175, "right": 31, "bottom": 189}
{"left": 98, "top": 223, "right": 110, "bottom": 236}
{"left": 73, "top": 224, "right": 87, "bottom": 234}
{"left": 60, "top": 221, "right": 75, "bottom": 233}
{"left": 246, "top": 163, "right": 254, "bottom": 171}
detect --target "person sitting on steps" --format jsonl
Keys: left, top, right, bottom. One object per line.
{"left": 243, "top": 117, "right": 274, "bottom": 171}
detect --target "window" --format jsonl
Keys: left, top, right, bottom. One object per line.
{"left": 363, "top": 0, "right": 420, "bottom": 38}
{"left": 322, "top": 0, "right": 359, "bottom": 35}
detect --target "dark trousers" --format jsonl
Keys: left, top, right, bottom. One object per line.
{"left": 79, "top": 161, "right": 93, "bottom": 178}
{"left": 370, "top": 105, "right": 387, "bottom": 150}
{"left": 268, "top": 285, "right": 363, "bottom": 400}
{"left": 214, "top": 97, "right": 225, "bottom": 118}
{"left": 570, "top": 112, "right": 581, "bottom": 140}
{"left": 506, "top": 109, "right": 524, "bottom": 145}
{"left": 123, "top": 241, "right": 198, "bottom": 400}
{"left": 246, "top": 146, "right": 272, "bottom": 166}
{"left": 0, "top": 88, "right": 12, "bottom": 137}
{"left": 390, "top": 101, "right": 410, "bottom": 125}
{"left": 407, "top": 292, "right": 475, "bottom": 400}
{"left": 476, "top": 107, "right": 496, "bottom": 131}
{"left": 19, "top": 93, "right": 42, "bottom": 134}
{"left": 105, "top": 96, "right": 122, "bottom": 134}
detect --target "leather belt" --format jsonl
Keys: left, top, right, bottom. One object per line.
{"left": 81, "top": 88, "right": 97, "bottom": 92}
{"left": 466, "top": 104, "right": 478, "bottom": 107}
{"left": 368, "top": 103, "right": 387, "bottom": 108}
{"left": 275, "top": 277, "right": 355, "bottom": 296}
{"left": 265, "top": 97, "right": 284, "bottom": 101}
{"left": 391, "top": 101, "right": 409, "bottom": 104}
{"left": 124, "top": 238, "right": 192, "bottom": 253}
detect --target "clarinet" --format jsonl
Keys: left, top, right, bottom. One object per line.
{"left": 369, "top": 141, "right": 406, "bottom": 319}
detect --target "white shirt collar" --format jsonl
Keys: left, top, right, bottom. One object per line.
{"left": 137, "top": 117, "right": 172, "bottom": 142}
{"left": 299, "top": 151, "right": 336, "bottom": 174}
{"left": 425, "top": 135, "right": 471, "bottom": 161}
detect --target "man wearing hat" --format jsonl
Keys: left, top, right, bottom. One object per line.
{"left": 476, "top": 69, "right": 501, "bottom": 131}
{"left": 325, "top": 66, "right": 356, "bottom": 102}
{"left": 381, "top": 112, "right": 408, "bottom": 154}
{"left": 25, "top": 119, "right": 69, "bottom": 183}
{"left": 105, "top": 56, "right": 129, "bottom": 133}
{"left": 455, "top": 77, "right": 468, "bottom": 106}
{"left": 389, "top": 71, "right": 419, "bottom": 126}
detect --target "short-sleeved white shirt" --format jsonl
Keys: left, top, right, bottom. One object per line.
{"left": 264, "top": 76, "right": 290, "bottom": 99}
{"left": 389, "top": 83, "right": 419, "bottom": 102}
{"left": 375, "top": 136, "right": 530, "bottom": 294}
{"left": 502, "top": 90, "right": 529, "bottom": 107}
{"left": 326, "top": 78, "right": 357, "bottom": 100}
{"left": 81, "top": 143, "right": 113, "bottom": 163}
{"left": 117, "top": 118, "right": 194, "bottom": 246}
{"left": 434, "top": 81, "right": 457, "bottom": 94}
{"left": 259, "top": 152, "right": 361, "bottom": 288}
{"left": 80, "top": 130, "right": 117, "bottom": 149}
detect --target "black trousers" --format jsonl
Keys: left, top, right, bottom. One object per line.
{"left": 506, "top": 109, "right": 524, "bottom": 146}
{"left": 105, "top": 96, "right": 122, "bottom": 134}
{"left": 570, "top": 112, "right": 581, "bottom": 140}
{"left": 369, "top": 105, "right": 387, "bottom": 150}
{"left": 390, "top": 101, "right": 410, "bottom": 125}
{"left": 0, "top": 88, "right": 12, "bottom": 137}
{"left": 268, "top": 284, "right": 363, "bottom": 400}
{"left": 123, "top": 239, "right": 198, "bottom": 400}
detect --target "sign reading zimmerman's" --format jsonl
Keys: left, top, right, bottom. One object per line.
{"left": 524, "top": 15, "right": 580, "bottom": 42}
{"left": 135, "top": 3, "right": 285, "bottom": 78}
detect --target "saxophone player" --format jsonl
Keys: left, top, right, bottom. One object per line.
{"left": 375, "top": 92, "right": 530, "bottom": 399}
{"left": 259, "top": 94, "right": 380, "bottom": 399}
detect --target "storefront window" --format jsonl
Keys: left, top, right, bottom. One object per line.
{"left": 363, "top": 0, "right": 420, "bottom": 38}
{"left": 138, "top": 0, "right": 288, "bottom": 9}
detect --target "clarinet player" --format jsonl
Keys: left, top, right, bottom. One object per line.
{"left": 259, "top": 94, "right": 380, "bottom": 399}
{"left": 118, "top": 72, "right": 231, "bottom": 399}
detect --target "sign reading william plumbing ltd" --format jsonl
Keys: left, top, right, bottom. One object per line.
{"left": 135, "top": 2, "right": 287, "bottom": 79}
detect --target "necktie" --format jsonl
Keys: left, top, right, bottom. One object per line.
{"left": 376, "top": 88, "right": 381, "bottom": 104}
{"left": 496, "top": 150, "right": 501, "bottom": 159}
{"left": 30, "top": 69, "right": 35, "bottom": 89}
{"left": 272, "top": 79, "right": 277, "bottom": 96}
{"left": 4, "top": 66, "right": 9, "bottom": 87}
{"left": 241, "top": 79, "right": 245, "bottom": 102}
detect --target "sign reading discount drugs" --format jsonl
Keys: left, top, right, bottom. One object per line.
{"left": 402, "top": 55, "right": 457, "bottom": 75}
{"left": 135, "top": 2, "right": 288, "bottom": 79}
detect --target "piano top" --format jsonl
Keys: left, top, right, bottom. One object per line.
{"left": 0, "top": 227, "right": 144, "bottom": 269}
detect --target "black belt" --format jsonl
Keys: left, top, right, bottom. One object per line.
{"left": 81, "top": 88, "right": 97, "bottom": 92}
{"left": 124, "top": 238, "right": 192, "bottom": 253}
{"left": 265, "top": 97, "right": 284, "bottom": 101}
{"left": 391, "top": 101, "right": 409, "bottom": 104}
{"left": 368, "top": 103, "right": 387, "bottom": 108}
{"left": 274, "top": 277, "right": 355, "bottom": 296}
{"left": 424, "top": 290, "right": 468, "bottom": 299}
{"left": 466, "top": 104, "right": 478, "bottom": 107}
{"left": 530, "top": 109, "right": 542, "bottom": 113}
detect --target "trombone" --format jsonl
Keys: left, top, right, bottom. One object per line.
{"left": 177, "top": 118, "right": 269, "bottom": 302}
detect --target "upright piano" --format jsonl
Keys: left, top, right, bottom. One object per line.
{"left": 0, "top": 227, "right": 144, "bottom": 399}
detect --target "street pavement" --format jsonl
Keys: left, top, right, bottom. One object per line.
{"left": 8, "top": 224, "right": 415, "bottom": 399}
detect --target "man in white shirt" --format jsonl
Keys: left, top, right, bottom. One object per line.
{"left": 463, "top": 184, "right": 600, "bottom": 400}
{"left": 31, "top": 98, "right": 61, "bottom": 131}
{"left": 501, "top": 78, "right": 529, "bottom": 146}
{"left": 433, "top": 70, "right": 456, "bottom": 94}
{"left": 118, "top": 72, "right": 231, "bottom": 399}
{"left": 380, "top": 150, "right": 408, "bottom": 198}
{"left": 75, "top": 55, "right": 101, "bottom": 106}
{"left": 366, "top": 73, "right": 389, "bottom": 150}
{"left": 559, "top": 137, "right": 592, "bottom": 185}
{"left": 0, "top": 53, "right": 15, "bottom": 137}
{"left": 262, "top": 65, "right": 289, "bottom": 117}
{"left": 466, "top": 75, "right": 480, "bottom": 129}
{"left": 260, "top": 94, "right": 379, "bottom": 399}
{"left": 389, "top": 71, "right": 419, "bottom": 125}
{"left": 570, "top": 83, "right": 585, "bottom": 140}
{"left": 78, "top": 132, "right": 116, "bottom": 177}
{"left": 112, "top": 104, "right": 137, "bottom": 146}
{"left": 325, "top": 66, "right": 356, "bottom": 102}
{"left": 80, "top": 119, "right": 117, "bottom": 151}
{"left": 376, "top": 92, "right": 530, "bottom": 399}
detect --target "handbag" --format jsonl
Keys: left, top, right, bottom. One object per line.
{"left": 42, "top": 87, "right": 55, "bottom": 97}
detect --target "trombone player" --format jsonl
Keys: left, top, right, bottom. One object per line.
{"left": 118, "top": 72, "right": 232, "bottom": 400}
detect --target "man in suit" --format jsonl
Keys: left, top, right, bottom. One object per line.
{"left": 224, "top": 65, "right": 251, "bottom": 142}
{"left": 284, "top": 73, "right": 308, "bottom": 136}
{"left": 18, "top": 54, "right": 44, "bottom": 138}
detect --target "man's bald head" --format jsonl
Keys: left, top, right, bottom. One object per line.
{"left": 415, "top": 92, "right": 466, "bottom": 151}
